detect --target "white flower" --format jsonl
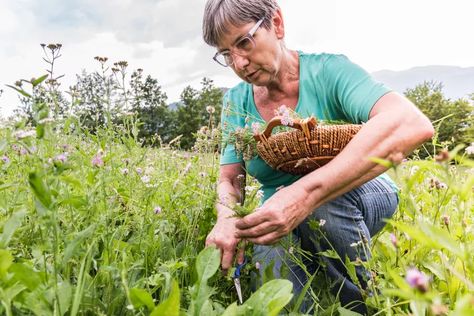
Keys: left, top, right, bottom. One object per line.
{"left": 206, "top": 106, "right": 215, "bottom": 114}
{"left": 256, "top": 190, "right": 264, "bottom": 199}
{"left": 141, "top": 175, "right": 151, "bottom": 184}
{"left": 466, "top": 143, "right": 474, "bottom": 155}
{"left": 319, "top": 219, "right": 326, "bottom": 227}
{"left": 14, "top": 130, "right": 36, "bottom": 139}
{"left": 251, "top": 122, "right": 261, "bottom": 135}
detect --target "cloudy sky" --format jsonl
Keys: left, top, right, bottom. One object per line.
{"left": 1, "top": 0, "right": 473, "bottom": 117}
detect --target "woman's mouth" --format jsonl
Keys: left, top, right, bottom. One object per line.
{"left": 246, "top": 70, "right": 260, "bottom": 80}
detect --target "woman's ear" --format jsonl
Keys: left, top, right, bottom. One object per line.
{"left": 271, "top": 8, "right": 285, "bottom": 39}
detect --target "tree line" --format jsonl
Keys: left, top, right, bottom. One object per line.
{"left": 6, "top": 44, "right": 474, "bottom": 155}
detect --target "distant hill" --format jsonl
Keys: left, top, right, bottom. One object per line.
{"left": 372, "top": 65, "right": 474, "bottom": 100}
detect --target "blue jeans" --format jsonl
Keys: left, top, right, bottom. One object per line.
{"left": 253, "top": 177, "right": 398, "bottom": 314}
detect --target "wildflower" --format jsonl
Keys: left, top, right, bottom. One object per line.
{"left": 1, "top": 156, "right": 10, "bottom": 163}
{"left": 319, "top": 219, "right": 326, "bottom": 227}
{"left": 182, "top": 162, "right": 192, "bottom": 175}
{"left": 251, "top": 122, "right": 261, "bottom": 135}
{"left": 54, "top": 153, "right": 68, "bottom": 163}
{"left": 245, "top": 185, "right": 257, "bottom": 193}
{"left": 288, "top": 246, "right": 294, "bottom": 254}
{"left": 465, "top": 143, "right": 474, "bottom": 155}
{"left": 390, "top": 233, "right": 398, "bottom": 248}
{"left": 350, "top": 241, "right": 362, "bottom": 248}
{"left": 405, "top": 267, "right": 430, "bottom": 292}
{"left": 20, "top": 148, "right": 28, "bottom": 155}
{"left": 120, "top": 168, "right": 129, "bottom": 175}
{"left": 154, "top": 206, "right": 162, "bottom": 214}
{"left": 276, "top": 105, "right": 289, "bottom": 116}
{"left": 256, "top": 190, "right": 264, "bottom": 199}
{"left": 441, "top": 214, "right": 450, "bottom": 226}
{"left": 206, "top": 106, "right": 215, "bottom": 114}
{"left": 38, "top": 117, "right": 55, "bottom": 124}
{"left": 14, "top": 130, "right": 36, "bottom": 139}
{"left": 91, "top": 154, "right": 104, "bottom": 167}
{"left": 141, "top": 175, "right": 151, "bottom": 184}
{"left": 255, "top": 262, "right": 261, "bottom": 270}
{"left": 135, "top": 167, "right": 143, "bottom": 175}
{"left": 280, "top": 112, "right": 294, "bottom": 126}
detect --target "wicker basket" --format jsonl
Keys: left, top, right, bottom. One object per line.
{"left": 254, "top": 116, "right": 362, "bottom": 175}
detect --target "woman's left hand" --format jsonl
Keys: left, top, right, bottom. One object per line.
{"left": 235, "top": 184, "right": 313, "bottom": 244}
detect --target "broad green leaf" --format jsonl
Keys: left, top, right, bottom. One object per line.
{"left": 5, "top": 84, "right": 32, "bottom": 98}
{"left": 10, "top": 263, "right": 43, "bottom": 290}
{"left": 29, "top": 172, "right": 52, "bottom": 208}
{"left": 130, "top": 288, "right": 155, "bottom": 311}
{"left": 151, "top": 279, "right": 180, "bottom": 316}
{"left": 243, "top": 279, "right": 293, "bottom": 316}
{"left": 195, "top": 246, "right": 220, "bottom": 283}
{"left": 31, "top": 74, "right": 49, "bottom": 87}
{"left": 221, "top": 302, "right": 238, "bottom": 316}
{"left": 0, "top": 209, "right": 26, "bottom": 248}
{"left": 0, "top": 249, "right": 13, "bottom": 278}
{"left": 62, "top": 225, "right": 96, "bottom": 264}
{"left": 57, "top": 280, "right": 72, "bottom": 316}
{"left": 36, "top": 123, "right": 45, "bottom": 139}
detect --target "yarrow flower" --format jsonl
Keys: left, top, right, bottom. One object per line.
{"left": 405, "top": 267, "right": 430, "bottom": 292}
{"left": 206, "top": 106, "right": 215, "bottom": 114}
{"left": 14, "top": 129, "right": 36, "bottom": 139}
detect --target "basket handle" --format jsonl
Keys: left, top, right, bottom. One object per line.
{"left": 254, "top": 116, "right": 317, "bottom": 142}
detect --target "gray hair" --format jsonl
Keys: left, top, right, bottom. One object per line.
{"left": 202, "top": 0, "right": 280, "bottom": 47}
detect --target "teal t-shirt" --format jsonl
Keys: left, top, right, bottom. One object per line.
{"left": 220, "top": 52, "right": 396, "bottom": 201}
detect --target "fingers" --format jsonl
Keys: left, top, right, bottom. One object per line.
{"left": 236, "top": 241, "right": 245, "bottom": 264}
{"left": 235, "top": 209, "right": 267, "bottom": 230}
{"left": 235, "top": 221, "right": 274, "bottom": 239}
{"left": 247, "top": 231, "right": 283, "bottom": 245}
{"left": 221, "top": 247, "right": 235, "bottom": 271}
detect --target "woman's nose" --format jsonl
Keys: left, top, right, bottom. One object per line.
{"left": 232, "top": 54, "right": 250, "bottom": 71}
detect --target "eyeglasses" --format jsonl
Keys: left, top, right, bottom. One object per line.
{"left": 213, "top": 18, "right": 264, "bottom": 67}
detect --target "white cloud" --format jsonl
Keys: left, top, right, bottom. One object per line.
{"left": 1, "top": 0, "right": 473, "bottom": 117}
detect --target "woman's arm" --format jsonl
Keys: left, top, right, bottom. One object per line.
{"left": 206, "top": 163, "right": 247, "bottom": 271}
{"left": 235, "top": 92, "right": 434, "bottom": 244}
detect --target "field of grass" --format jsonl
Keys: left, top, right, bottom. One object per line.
{"left": 1, "top": 117, "right": 474, "bottom": 315}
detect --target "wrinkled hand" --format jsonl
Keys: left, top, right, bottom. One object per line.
{"left": 206, "top": 216, "right": 245, "bottom": 273}
{"left": 235, "top": 185, "right": 313, "bottom": 245}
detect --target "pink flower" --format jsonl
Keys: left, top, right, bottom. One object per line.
{"left": 255, "top": 262, "right": 261, "bottom": 270}
{"left": 405, "top": 267, "right": 430, "bottom": 292}
{"left": 251, "top": 122, "right": 261, "bottom": 135}
{"left": 91, "top": 154, "right": 104, "bottom": 167}
{"left": 54, "top": 153, "right": 68, "bottom": 163}
{"left": 390, "top": 233, "right": 398, "bottom": 248}
{"left": 154, "top": 206, "right": 162, "bottom": 214}
{"left": 1, "top": 156, "right": 10, "bottom": 163}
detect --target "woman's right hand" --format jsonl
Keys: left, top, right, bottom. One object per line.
{"left": 206, "top": 216, "right": 244, "bottom": 272}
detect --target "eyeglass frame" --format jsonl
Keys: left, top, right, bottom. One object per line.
{"left": 213, "top": 18, "right": 265, "bottom": 67}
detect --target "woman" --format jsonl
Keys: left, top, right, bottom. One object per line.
{"left": 202, "top": 0, "right": 434, "bottom": 313}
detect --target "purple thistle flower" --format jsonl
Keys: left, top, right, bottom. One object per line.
{"left": 154, "top": 206, "right": 162, "bottom": 214}
{"left": 54, "top": 153, "right": 68, "bottom": 163}
{"left": 1, "top": 156, "right": 10, "bottom": 163}
{"left": 91, "top": 154, "right": 104, "bottom": 167}
{"left": 405, "top": 267, "right": 430, "bottom": 292}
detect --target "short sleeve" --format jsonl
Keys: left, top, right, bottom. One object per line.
{"left": 324, "top": 54, "right": 391, "bottom": 123}
{"left": 220, "top": 90, "right": 245, "bottom": 165}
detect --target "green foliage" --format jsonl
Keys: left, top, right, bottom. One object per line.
{"left": 405, "top": 81, "right": 474, "bottom": 157}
